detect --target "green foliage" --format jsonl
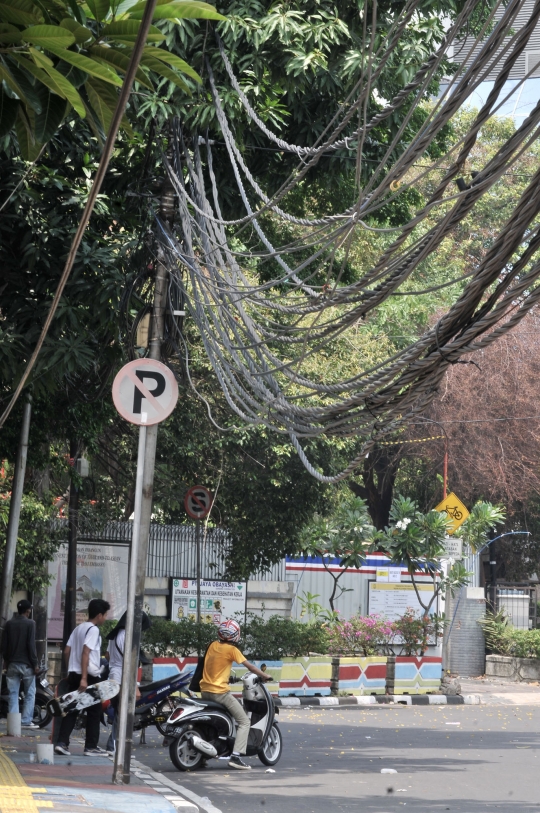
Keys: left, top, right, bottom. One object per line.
{"left": 0, "top": 0, "right": 223, "bottom": 152}
{"left": 298, "top": 494, "right": 380, "bottom": 610}
{"left": 456, "top": 502, "right": 506, "bottom": 553}
{"left": 142, "top": 616, "right": 218, "bottom": 656}
{"left": 0, "top": 462, "right": 63, "bottom": 592}
{"left": 242, "top": 613, "right": 328, "bottom": 659}
{"left": 479, "top": 611, "right": 540, "bottom": 659}
{"left": 392, "top": 608, "right": 443, "bottom": 657}
{"left": 140, "top": 614, "right": 328, "bottom": 658}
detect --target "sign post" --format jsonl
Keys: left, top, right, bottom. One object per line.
{"left": 184, "top": 486, "right": 213, "bottom": 647}
{"left": 111, "top": 360, "right": 178, "bottom": 784}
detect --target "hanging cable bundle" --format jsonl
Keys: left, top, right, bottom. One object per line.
{"left": 160, "top": 0, "right": 540, "bottom": 483}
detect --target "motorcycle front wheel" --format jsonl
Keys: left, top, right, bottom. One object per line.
{"left": 169, "top": 728, "right": 206, "bottom": 772}
{"left": 258, "top": 723, "right": 282, "bottom": 766}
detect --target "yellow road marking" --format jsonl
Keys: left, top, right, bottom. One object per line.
{"left": 0, "top": 749, "right": 40, "bottom": 813}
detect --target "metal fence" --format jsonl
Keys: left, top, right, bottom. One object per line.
{"left": 50, "top": 519, "right": 286, "bottom": 581}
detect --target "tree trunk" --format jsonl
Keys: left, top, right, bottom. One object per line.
{"left": 349, "top": 444, "right": 402, "bottom": 529}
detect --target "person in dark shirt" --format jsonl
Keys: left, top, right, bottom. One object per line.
{"left": 1, "top": 599, "right": 39, "bottom": 729}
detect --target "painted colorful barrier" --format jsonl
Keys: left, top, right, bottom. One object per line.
{"left": 393, "top": 656, "right": 442, "bottom": 694}
{"left": 278, "top": 656, "right": 332, "bottom": 696}
{"left": 338, "top": 656, "right": 387, "bottom": 695}
{"left": 152, "top": 656, "right": 198, "bottom": 682}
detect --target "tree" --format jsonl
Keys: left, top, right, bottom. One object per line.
{"left": 378, "top": 495, "right": 505, "bottom": 648}
{"left": 0, "top": 0, "right": 223, "bottom": 154}
{"left": 298, "top": 495, "right": 378, "bottom": 611}
{"left": 0, "top": 461, "right": 64, "bottom": 592}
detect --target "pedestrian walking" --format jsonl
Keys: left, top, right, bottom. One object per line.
{"left": 54, "top": 598, "right": 110, "bottom": 757}
{"left": 1, "top": 599, "right": 40, "bottom": 729}
{"left": 199, "top": 618, "right": 271, "bottom": 770}
{"left": 104, "top": 611, "right": 151, "bottom": 754}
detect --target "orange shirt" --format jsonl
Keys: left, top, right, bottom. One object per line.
{"left": 200, "top": 641, "right": 246, "bottom": 694}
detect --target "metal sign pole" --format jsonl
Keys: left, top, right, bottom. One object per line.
{"left": 196, "top": 518, "right": 201, "bottom": 633}
{"left": 113, "top": 425, "right": 146, "bottom": 784}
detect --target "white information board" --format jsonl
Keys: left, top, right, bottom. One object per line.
{"left": 368, "top": 581, "right": 436, "bottom": 620}
{"left": 170, "top": 579, "right": 246, "bottom": 624}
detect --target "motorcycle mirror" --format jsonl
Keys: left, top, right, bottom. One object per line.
{"left": 260, "top": 663, "right": 267, "bottom": 672}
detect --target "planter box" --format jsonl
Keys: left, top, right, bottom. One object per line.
{"left": 336, "top": 656, "right": 388, "bottom": 695}
{"left": 393, "top": 656, "right": 442, "bottom": 694}
{"left": 279, "top": 656, "right": 332, "bottom": 696}
{"left": 486, "top": 654, "right": 540, "bottom": 682}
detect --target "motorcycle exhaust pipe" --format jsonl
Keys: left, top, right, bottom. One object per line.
{"left": 190, "top": 735, "right": 218, "bottom": 758}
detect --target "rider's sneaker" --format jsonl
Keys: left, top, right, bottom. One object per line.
{"left": 84, "top": 746, "right": 109, "bottom": 756}
{"left": 22, "top": 722, "right": 39, "bottom": 729}
{"left": 228, "top": 755, "right": 251, "bottom": 770}
{"left": 54, "top": 744, "right": 71, "bottom": 756}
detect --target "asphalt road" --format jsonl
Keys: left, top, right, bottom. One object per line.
{"left": 132, "top": 704, "right": 540, "bottom": 813}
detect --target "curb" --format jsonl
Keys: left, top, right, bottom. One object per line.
{"left": 131, "top": 758, "right": 222, "bottom": 813}
{"left": 274, "top": 694, "right": 481, "bottom": 707}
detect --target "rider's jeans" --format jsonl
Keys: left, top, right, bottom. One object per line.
{"left": 201, "top": 691, "right": 250, "bottom": 754}
{"left": 6, "top": 662, "right": 36, "bottom": 724}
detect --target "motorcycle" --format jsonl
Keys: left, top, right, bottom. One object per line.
{"left": 163, "top": 669, "right": 283, "bottom": 771}
{"left": 106, "top": 669, "right": 194, "bottom": 739}
{"left": 1, "top": 659, "right": 54, "bottom": 728}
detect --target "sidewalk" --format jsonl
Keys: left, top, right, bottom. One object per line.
{"left": 459, "top": 674, "right": 540, "bottom": 705}
{"left": 0, "top": 723, "right": 198, "bottom": 813}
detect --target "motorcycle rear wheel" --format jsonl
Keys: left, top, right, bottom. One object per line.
{"left": 32, "top": 693, "right": 53, "bottom": 729}
{"left": 169, "top": 728, "right": 206, "bottom": 772}
{"left": 156, "top": 697, "right": 182, "bottom": 736}
{"left": 258, "top": 723, "right": 282, "bottom": 766}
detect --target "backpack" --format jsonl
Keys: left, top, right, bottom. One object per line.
{"left": 189, "top": 644, "right": 211, "bottom": 692}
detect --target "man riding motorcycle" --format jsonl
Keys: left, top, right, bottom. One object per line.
{"left": 200, "top": 619, "right": 271, "bottom": 770}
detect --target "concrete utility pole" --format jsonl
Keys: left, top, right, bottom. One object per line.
{"left": 113, "top": 170, "right": 174, "bottom": 785}
{"left": 0, "top": 396, "right": 32, "bottom": 676}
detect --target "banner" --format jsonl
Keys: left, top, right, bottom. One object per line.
{"left": 47, "top": 543, "right": 129, "bottom": 639}
{"left": 170, "top": 579, "right": 246, "bottom": 625}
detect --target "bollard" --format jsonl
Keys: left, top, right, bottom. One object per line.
{"left": 36, "top": 744, "right": 54, "bottom": 764}
{"left": 7, "top": 712, "right": 21, "bottom": 736}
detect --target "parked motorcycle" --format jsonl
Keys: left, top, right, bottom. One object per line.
{"left": 163, "top": 670, "right": 282, "bottom": 771}
{"left": 105, "top": 670, "right": 194, "bottom": 738}
{"left": 0, "top": 660, "right": 54, "bottom": 728}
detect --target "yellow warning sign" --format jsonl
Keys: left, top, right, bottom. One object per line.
{"left": 434, "top": 491, "right": 470, "bottom": 535}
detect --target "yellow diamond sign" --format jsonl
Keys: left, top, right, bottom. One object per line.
{"left": 434, "top": 491, "right": 470, "bottom": 535}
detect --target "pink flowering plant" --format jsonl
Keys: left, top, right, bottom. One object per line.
{"left": 327, "top": 613, "right": 395, "bottom": 657}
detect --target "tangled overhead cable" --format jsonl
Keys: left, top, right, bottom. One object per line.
{"left": 160, "top": 0, "right": 540, "bottom": 483}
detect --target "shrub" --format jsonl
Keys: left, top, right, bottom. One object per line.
{"left": 392, "top": 608, "right": 442, "bottom": 656}
{"left": 243, "top": 614, "right": 329, "bottom": 659}
{"left": 142, "top": 617, "right": 217, "bottom": 657}
{"left": 327, "top": 614, "right": 394, "bottom": 657}
{"left": 480, "top": 612, "right": 540, "bottom": 659}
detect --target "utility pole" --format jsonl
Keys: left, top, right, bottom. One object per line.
{"left": 113, "top": 169, "right": 174, "bottom": 785}
{"left": 0, "top": 396, "right": 32, "bottom": 676}
{"left": 61, "top": 441, "right": 80, "bottom": 672}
